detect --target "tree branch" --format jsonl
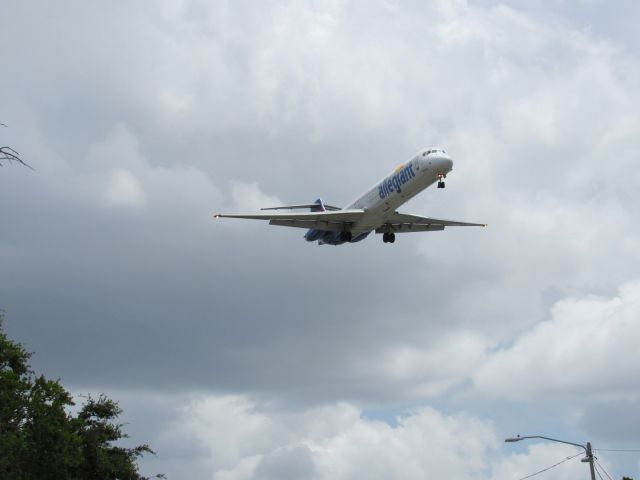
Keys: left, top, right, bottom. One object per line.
{"left": 0, "top": 146, "right": 34, "bottom": 170}
{"left": 1, "top": 123, "right": 33, "bottom": 170}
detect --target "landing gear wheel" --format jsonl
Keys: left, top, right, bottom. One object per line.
{"left": 437, "top": 181, "right": 445, "bottom": 188}
{"left": 382, "top": 232, "right": 395, "bottom": 244}
{"left": 344, "top": 231, "right": 353, "bottom": 242}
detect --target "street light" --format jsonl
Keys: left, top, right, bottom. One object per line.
{"left": 504, "top": 435, "right": 596, "bottom": 480}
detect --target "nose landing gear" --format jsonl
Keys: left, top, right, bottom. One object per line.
{"left": 437, "top": 173, "right": 446, "bottom": 188}
{"left": 382, "top": 232, "right": 396, "bottom": 244}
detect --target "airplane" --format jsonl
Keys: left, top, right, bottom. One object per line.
{"left": 214, "top": 147, "right": 485, "bottom": 245}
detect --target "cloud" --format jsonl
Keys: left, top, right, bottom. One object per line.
{"left": 351, "top": 330, "right": 491, "bottom": 398}
{"left": 251, "top": 445, "right": 317, "bottom": 480}
{"left": 228, "top": 180, "right": 282, "bottom": 213}
{"left": 2, "top": 0, "right": 639, "bottom": 408}
{"left": 474, "top": 282, "right": 640, "bottom": 400}
{"left": 2, "top": 0, "right": 639, "bottom": 410}
{"left": 2, "top": 0, "right": 640, "bottom": 476}
{"left": 147, "top": 395, "right": 498, "bottom": 480}
{"left": 105, "top": 169, "right": 146, "bottom": 207}
{"left": 132, "top": 393, "right": 612, "bottom": 480}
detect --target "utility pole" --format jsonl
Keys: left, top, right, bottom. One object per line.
{"left": 583, "top": 442, "right": 596, "bottom": 480}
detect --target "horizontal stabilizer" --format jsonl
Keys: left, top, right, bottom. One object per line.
{"left": 261, "top": 203, "right": 341, "bottom": 211}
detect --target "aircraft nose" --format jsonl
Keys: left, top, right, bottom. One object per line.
{"left": 439, "top": 154, "right": 453, "bottom": 172}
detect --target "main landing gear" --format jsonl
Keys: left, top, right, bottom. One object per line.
{"left": 437, "top": 173, "right": 446, "bottom": 189}
{"left": 382, "top": 232, "right": 395, "bottom": 244}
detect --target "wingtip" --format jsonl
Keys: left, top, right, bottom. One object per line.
{"left": 213, "top": 214, "right": 221, "bottom": 219}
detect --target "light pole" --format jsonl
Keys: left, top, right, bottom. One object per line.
{"left": 505, "top": 435, "right": 596, "bottom": 480}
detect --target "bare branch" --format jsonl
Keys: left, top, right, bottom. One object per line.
{"left": 1, "top": 146, "right": 34, "bottom": 170}
{"left": 1, "top": 123, "right": 34, "bottom": 170}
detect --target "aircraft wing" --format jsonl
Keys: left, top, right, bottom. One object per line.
{"left": 375, "top": 212, "right": 486, "bottom": 233}
{"left": 214, "top": 209, "right": 366, "bottom": 232}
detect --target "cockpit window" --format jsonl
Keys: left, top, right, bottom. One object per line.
{"left": 425, "top": 148, "right": 446, "bottom": 155}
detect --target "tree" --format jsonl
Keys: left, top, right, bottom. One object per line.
{"left": 74, "top": 395, "right": 156, "bottom": 479}
{"left": 0, "top": 314, "right": 160, "bottom": 479}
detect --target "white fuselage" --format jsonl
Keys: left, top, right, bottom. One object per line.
{"left": 342, "top": 148, "right": 453, "bottom": 235}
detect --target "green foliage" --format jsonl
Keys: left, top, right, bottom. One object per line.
{"left": 74, "top": 395, "right": 155, "bottom": 479}
{"left": 0, "top": 314, "right": 160, "bottom": 479}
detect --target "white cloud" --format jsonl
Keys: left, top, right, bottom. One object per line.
{"left": 141, "top": 394, "right": 612, "bottom": 480}
{"left": 86, "top": 123, "right": 148, "bottom": 173}
{"left": 474, "top": 282, "right": 640, "bottom": 400}
{"left": 82, "top": 123, "right": 224, "bottom": 214}
{"left": 154, "top": 395, "right": 500, "bottom": 480}
{"left": 105, "top": 168, "right": 146, "bottom": 207}
{"left": 352, "top": 330, "right": 491, "bottom": 398}
{"left": 229, "top": 180, "right": 282, "bottom": 213}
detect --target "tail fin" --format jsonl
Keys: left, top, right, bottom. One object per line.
{"left": 310, "top": 198, "right": 326, "bottom": 212}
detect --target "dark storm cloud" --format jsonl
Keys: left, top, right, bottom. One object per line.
{"left": 2, "top": 0, "right": 639, "bottom": 406}
{"left": 0, "top": 126, "right": 471, "bottom": 406}
{"left": 1, "top": 0, "right": 497, "bottom": 405}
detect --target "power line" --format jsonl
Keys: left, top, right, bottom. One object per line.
{"left": 594, "top": 464, "right": 607, "bottom": 480}
{"left": 516, "top": 452, "right": 583, "bottom": 480}
{"left": 594, "top": 458, "right": 614, "bottom": 480}
{"left": 595, "top": 448, "right": 640, "bottom": 453}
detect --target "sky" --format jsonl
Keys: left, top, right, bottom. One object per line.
{"left": 1, "top": 0, "right": 639, "bottom": 478}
